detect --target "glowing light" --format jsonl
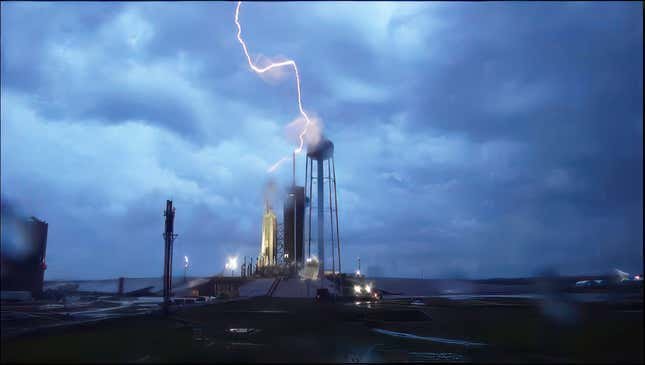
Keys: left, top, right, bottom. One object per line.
{"left": 355, "top": 270, "right": 361, "bottom": 277}
{"left": 234, "top": 1, "right": 313, "bottom": 167}
{"left": 225, "top": 256, "right": 239, "bottom": 271}
{"left": 184, "top": 256, "right": 189, "bottom": 269}
{"left": 364, "top": 284, "right": 371, "bottom": 293}
{"left": 635, "top": 275, "right": 642, "bottom": 281}
{"left": 354, "top": 285, "right": 362, "bottom": 294}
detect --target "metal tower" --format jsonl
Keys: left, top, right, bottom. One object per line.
{"left": 276, "top": 222, "right": 285, "bottom": 265}
{"left": 162, "top": 200, "right": 177, "bottom": 311}
{"left": 305, "top": 138, "right": 341, "bottom": 282}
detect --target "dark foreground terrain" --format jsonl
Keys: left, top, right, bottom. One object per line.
{"left": 1, "top": 295, "right": 643, "bottom": 363}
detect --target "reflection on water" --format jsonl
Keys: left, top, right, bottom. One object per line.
{"left": 408, "top": 352, "right": 466, "bottom": 362}
{"left": 387, "top": 292, "right": 636, "bottom": 303}
{"left": 228, "top": 328, "right": 260, "bottom": 335}
{"left": 358, "top": 343, "right": 470, "bottom": 363}
{"left": 372, "top": 328, "right": 487, "bottom": 347}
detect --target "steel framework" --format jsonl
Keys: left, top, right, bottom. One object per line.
{"left": 162, "top": 200, "right": 177, "bottom": 311}
{"left": 305, "top": 138, "right": 341, "bottom": 282}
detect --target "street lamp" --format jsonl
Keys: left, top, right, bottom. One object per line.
{"left": 184, "top": 256, "right": 189, "bottom": 283}
{"left": 356, "top": 257, "right": 361, "bottom": 277}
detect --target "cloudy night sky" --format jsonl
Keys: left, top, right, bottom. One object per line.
{"left": 1, "top": 2, "right": 642, "bottom": 280}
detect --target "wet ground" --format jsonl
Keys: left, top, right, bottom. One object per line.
{"left": 1, "top": 293, "right": 642, "bottom": 363}
{"left": 0, "top": 296, "right": 168, "bottom": 339}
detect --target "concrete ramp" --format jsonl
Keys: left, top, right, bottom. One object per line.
{"left": 238, "top": 278, "right": 275, "bottom": 297}
{"left": 267, "top": 278, "right": 282, "bottom": 297}
{"left": 272, "top": 277, "right": 339, "bottom": 298}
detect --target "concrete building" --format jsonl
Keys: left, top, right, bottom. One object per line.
{"left": 0, "top": 216, "right": 48, "bottom": 298}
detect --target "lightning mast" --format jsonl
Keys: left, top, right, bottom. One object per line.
{"left": 293, "top": 151, "right": 297, "bottom": 271}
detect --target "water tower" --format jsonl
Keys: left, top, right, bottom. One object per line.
{"left": 305, "top": 137, "right": 341, "bottom": 282}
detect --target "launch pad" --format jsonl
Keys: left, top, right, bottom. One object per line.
{"left": 245, "top": 137, "right": 342, "bottom": 287}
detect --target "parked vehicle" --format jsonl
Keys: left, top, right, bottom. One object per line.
{"left": 353, "top": 282, "right": 380, "bottom": 301}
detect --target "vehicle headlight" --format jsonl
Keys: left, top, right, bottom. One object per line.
{"left": 354, "top": 285, "right": 362, "bottom": 294}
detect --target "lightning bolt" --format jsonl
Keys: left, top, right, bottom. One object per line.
{"left": 234, "top": 1, "right": 312, "bottom": 172}
{"left": 266, "top": 156, "right": 290, "bottom": 173}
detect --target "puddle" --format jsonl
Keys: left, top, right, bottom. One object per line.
{"left": 228, "top": 342, "right": 265, "bottom": 347}
{"left": 359, "top": 344, "right": 469, "bottom": 363}
{"left": 372, "top": 328, "right": 487, "bottom": 347}
{"left": 222, "top": 310, "right": 287, "bottom": 314}
{"left": 228, "top": 328, "right": 261, "bottom": 335}
{"left": 367, "top": 310, "right": 431, "bottom": 322}
{"left": 133, "top": 354, "right": 151, "bottom": 363}
{"left": 408, "top": 351, "right": 466, "bottom": 362}
{"left": 66, "top": 303, "right": 130, "bottom": 316}
{"left": 38, "top": 304, "right": 65, "bottom": 310}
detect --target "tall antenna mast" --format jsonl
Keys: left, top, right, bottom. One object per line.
{"left": 292, "top": 151, "right": 296, "bottom": 186}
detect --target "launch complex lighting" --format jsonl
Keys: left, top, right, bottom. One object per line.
{"left": 225, "top": 256, "right": 238, "bottom": 276}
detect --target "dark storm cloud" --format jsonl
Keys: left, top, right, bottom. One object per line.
{"left": 1, "top": 1, "right": 641, "bottom": 279}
